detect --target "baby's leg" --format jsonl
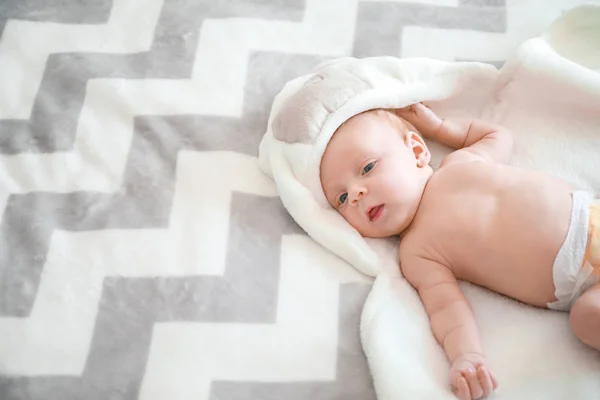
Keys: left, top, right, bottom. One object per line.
{"left": 570, "top": 282, "right": 600, "bottom": 350}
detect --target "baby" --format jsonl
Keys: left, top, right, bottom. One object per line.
{"left": 319, "top": 103, "right": 600, "bottom": 400}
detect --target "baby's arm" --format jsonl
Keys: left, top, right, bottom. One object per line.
{"left": 401, "top": 253, "right": 498, "bottom": 399}
{"left": 397, "top": 103, "right": 513, "bottom": 164}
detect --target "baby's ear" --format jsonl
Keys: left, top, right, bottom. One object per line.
{"left": 405, "top": 131, "right": 431, "bottom": 167}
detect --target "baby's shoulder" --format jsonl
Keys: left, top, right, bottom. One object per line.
{"left": 425, "top": 158, "right": 496, "bottom": 195}
{"left": 398, "top": 226, "right": 433, "bottom": 264}
{"left": 436, "top": 156, "right": 489, "bottom": 178}
{"left": 398, "top": 233, "right": 453, "bottom": 282}
{"left": 439, "top": 145, "right": 492, "bottom": 168}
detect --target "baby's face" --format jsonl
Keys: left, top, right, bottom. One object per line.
{"left": 320, "top": 110, "right": 432, "bottom": 238}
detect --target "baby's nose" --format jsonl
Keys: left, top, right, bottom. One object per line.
{"left": 350, "top": 187, "right": 366, "bottom": 205}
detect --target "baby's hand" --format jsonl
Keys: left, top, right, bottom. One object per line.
{"left": 396, "top": 102, "right": 444, "bottom": 138}
{"left": 449, "top": 353, "right": 498, "bottom": 400}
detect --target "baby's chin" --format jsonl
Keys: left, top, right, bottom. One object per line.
{"left": 356, "top": 224, "right": 403, "bottom": 239}
{"left": 355, "top": 216, "right": 412, "bottom": 238}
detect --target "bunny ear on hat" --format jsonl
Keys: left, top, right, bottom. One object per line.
{"left": 258, "top": 56, "right": 498, "bottom": 277}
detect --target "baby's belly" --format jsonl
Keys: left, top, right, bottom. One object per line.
{"left": 449, "top": 209, "right": 571, "bottom": 307}
{"left": 458, "top": 250, "right": 558, "bottom": 308}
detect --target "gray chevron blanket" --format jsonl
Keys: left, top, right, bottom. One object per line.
{"left": 1, "top": 1, "right": 598, "bottom": 399}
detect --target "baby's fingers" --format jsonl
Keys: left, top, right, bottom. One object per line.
{"left": 490, "top": 371, "right": 499, "bottom": 389}
{"left": 464, "top": 369, "right": 483, "bottom": 399}
{"left": 456, "top": 376, "right": 472, "bottom": 400}
{"left": 397, "top": 105, "right": 416, "bottom": 116}
{"left": 477, "top": 366, "right": 494, "bottom": 396}
{"left": 411, "top": 102, "right": 429, "bottom": 114}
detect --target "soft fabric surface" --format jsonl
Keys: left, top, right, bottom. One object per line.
{"left": 1, "top": 1, "right": 599, "bottom": 400}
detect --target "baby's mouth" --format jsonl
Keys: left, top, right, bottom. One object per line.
{"left": 367, "top": 205, "right": 384, "bottom": 222}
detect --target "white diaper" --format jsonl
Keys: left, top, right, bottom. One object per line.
{"left": 547, "top": 190, "right": 600, "bottom": 311}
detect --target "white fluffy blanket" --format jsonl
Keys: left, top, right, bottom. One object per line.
{"left": 361, "top": 5, "right": 600, "bottom": 400}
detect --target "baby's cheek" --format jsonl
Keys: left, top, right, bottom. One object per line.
{"left": 340, "top": 209, "right": 359, "bottom": 228}
{"left": 387, "top": 176, "right": 410, "bottom": 199}
{"left": 351, "top": 214, "right": 366, "bottom": 231}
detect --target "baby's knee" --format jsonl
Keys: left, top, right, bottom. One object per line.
{"left": 570, "top": 293, "right": 600, "bottom": 348}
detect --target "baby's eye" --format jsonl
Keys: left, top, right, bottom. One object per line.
{"left": 338, "top": 193, "right": 348, "bottom": 205}
{"left": 363, "top": 162, "right": 375, "bottom": 174}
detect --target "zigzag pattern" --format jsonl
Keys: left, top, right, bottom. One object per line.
{"left": 353, "top": 0, "right": 506, "bottom": 57}
{"left": 0, "top": 0, "right": 304, "bottom": 154}
{"left": 0, "top": 0, "right": 373, "bottom": 393}
{"left": 7, "top": 0, "right": 578, "bottom": 398}
{"left": 0, "top": 0, "right": 112, "bottom": 23}
{"left": 0, "top": 51, "right": 323, "bottom": 316}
